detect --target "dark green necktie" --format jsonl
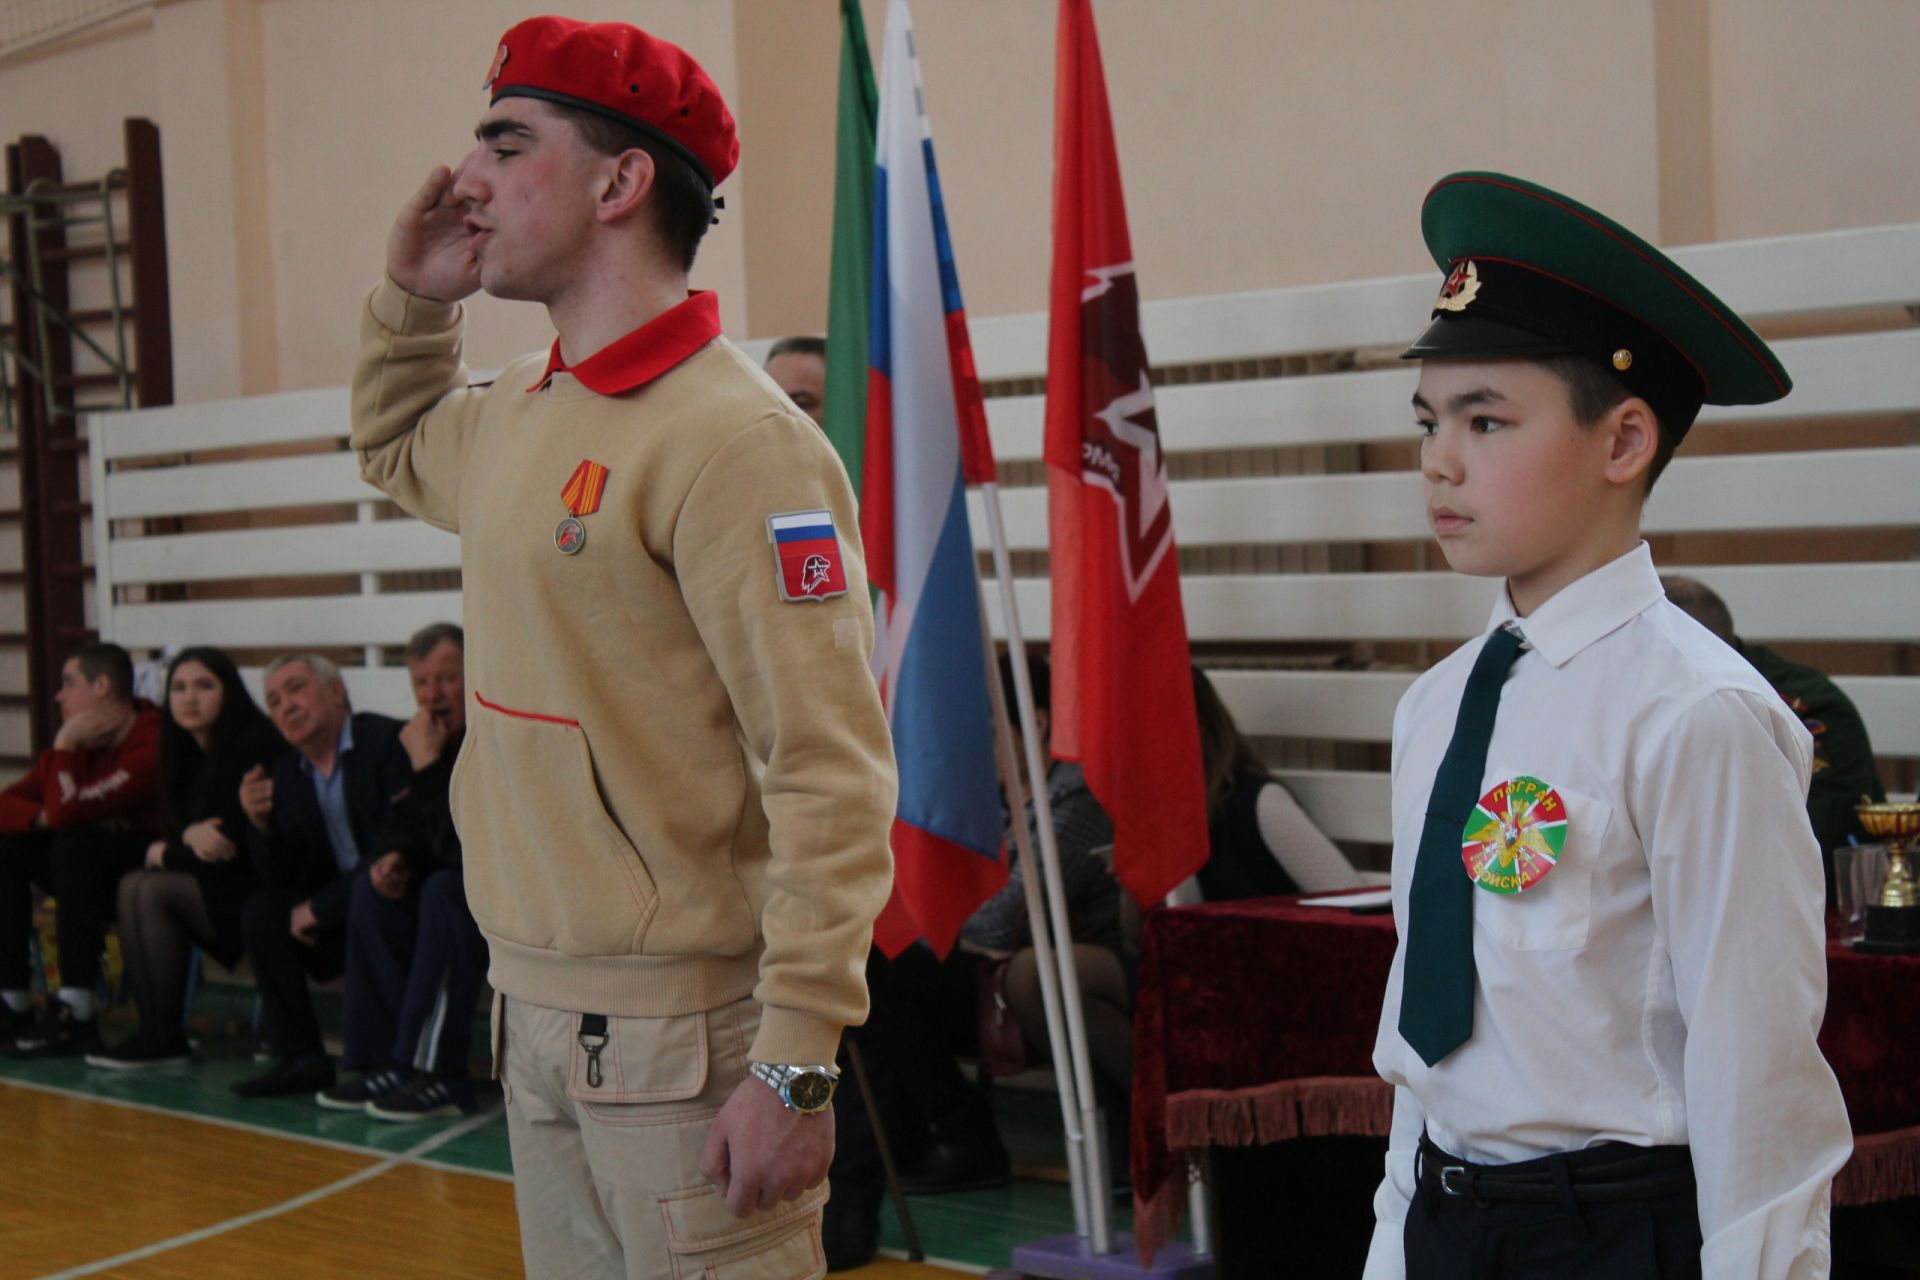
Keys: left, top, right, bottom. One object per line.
{"left": 1398, "top": 624, "right": 1524, "bottom": 1067}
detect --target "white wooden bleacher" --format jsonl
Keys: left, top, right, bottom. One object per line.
{"left": 87, "top": 223, "right": 1920, "bottom": 854}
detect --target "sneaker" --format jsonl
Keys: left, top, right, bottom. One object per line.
{"left": 85, "top": 1032, "right": 193, "bottom": 1071}
{"left": 316, "top": 1065, "right": 409, "bottom": 1111}
{"left": 4, "top": 1000, "right": 102, "bottom": 1059}
{"left": 232, "top": 1055, "right": 336, "bottom": 1099}
{"left": 366, "top": 1072, "right": 476, "bottom": 1122}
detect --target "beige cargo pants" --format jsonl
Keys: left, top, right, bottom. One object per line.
{"left": 496, "top": 992, "right": 827, "bottom": 1279}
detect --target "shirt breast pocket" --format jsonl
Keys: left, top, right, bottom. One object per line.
{"left": 1470, "top": 767, "right": 1613, "bottom": 953}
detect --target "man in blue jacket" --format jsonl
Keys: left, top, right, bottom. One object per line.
{"left": 232, "top": 653, "right": 409, "bottom": 1098}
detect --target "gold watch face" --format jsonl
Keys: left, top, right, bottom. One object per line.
{"left": 786, "top": 1070, "right": 835, "bottom": 1112}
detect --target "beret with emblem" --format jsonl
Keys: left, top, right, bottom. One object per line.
{"left": 485, "top": 15, "right": 738, "bottom": 191}
{"left": 1402, "top": 171, "right": 1790, "bottom": 441}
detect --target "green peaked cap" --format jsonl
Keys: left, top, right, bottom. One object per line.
{"left": 1405, "top": 171, "right": 1791, "bottom": 440}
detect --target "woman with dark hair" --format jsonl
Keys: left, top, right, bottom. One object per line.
{"left": 1190, "top": 665, "right": 1364, "bottom": 901}
{"left": 86, "top": 647, "right": 284, "bottom": 1068}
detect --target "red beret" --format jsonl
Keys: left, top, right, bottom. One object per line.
{"left": 484, "top": 16, "right": 738, "bottom": 190}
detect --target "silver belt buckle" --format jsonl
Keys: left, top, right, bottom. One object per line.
{"left": 1438, "top": 1166, "right": 1471, "bottom": 1196}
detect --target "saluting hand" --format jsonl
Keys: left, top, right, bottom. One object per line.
{"left": 239, "top": 764, "right": 274, "bottom": 832}
{"left": 387, "top": 164, "right": 482, "bottom": 304}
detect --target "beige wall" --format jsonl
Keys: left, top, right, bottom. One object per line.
{"left": 0, "top": 0, "right": 1914, "bottom": 401}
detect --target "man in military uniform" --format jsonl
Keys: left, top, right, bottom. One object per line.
{"left": 1664, "top": 575, "right": 1886, "bottom": 865}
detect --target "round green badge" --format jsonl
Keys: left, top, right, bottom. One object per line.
{"left": 1461, "top": 775, "right": 1568, "bottom": 895}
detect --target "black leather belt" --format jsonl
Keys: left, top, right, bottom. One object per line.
{"left": 1417, "top": 1134, "right": 1695, "bottom": 1205}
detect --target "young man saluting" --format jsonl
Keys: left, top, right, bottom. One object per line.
{"left": 1366, "top": 173, "right": 1851, "bottom": 1279}
{"left": 351, "top": 17, "right": 895, "bottom": 1277}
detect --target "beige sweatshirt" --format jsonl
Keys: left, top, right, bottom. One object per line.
{"left": 351, "top": 279, "right": 896, "bottom": 1065}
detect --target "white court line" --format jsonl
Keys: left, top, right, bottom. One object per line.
{"left": 5, "top": 1076, "right": 994, "bottom": 1276}
{"left": 35, "top": 1106, "right": 499, "bottom": 1279}
{"left": 0, "top": 1074, "right": 513, "bottom": 1183}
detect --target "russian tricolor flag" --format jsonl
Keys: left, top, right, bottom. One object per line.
{"left": 864, "top": 0, "right": 1005, "bottom": 958}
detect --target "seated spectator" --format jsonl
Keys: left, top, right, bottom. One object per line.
{"left": 962, "top": 651, "right": 1130, "bottom": 1179}
{"left": 86, "top": 647, "right": 284, "bottom": 1069}
{"left": 231, "top": 653, "right": 409, "bottom": 1099}
{"left": 1663, "top": 575, "right": 1886, "bottom": 874}
{"left": 763, "top": 334, "right": 826, "bottom": 425}
{"left": 0, "top": 643, "right": 162, "bottom": 1057}
{"left": 318, "top": 623, "right": 487, "bottom": 1121}
{"left": 1189, "top": 665, "right": 1364, "bottom": 901}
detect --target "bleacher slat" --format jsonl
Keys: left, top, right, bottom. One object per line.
{"left": 980, "top": 328, "right": 1920, "bottom": 462}
{"left": 106, "top": 592, "right": 464, "bottom": 648}
{"left": 107, "top": 521, "right": 459, "bottom": 585}
{"left": 985, "top": 563, "right": 1920, "bottom": 645}
{"left": 1210, "top": 669, "right": 1920, "bottom": 758}
{"left": 967, "top": 446, "right": 1920, "bottom": 550}
{"left": 103, "top": 451, "right": 368, "bottom": 519}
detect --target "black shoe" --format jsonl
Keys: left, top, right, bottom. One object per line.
{"left": 232, "top": 1055, "right": 336, "bottom": 1099}
{"left": 822, "top": 1197, "right": 880, "bottom": 1271}
{"left": 366, "top": 1072, "right": 476, "bottom": 1122}
{"left": 316, "top": 1065, "right": 408, "bottom": 1112}
{"left": 85, "top": 1031, "right": 193, "bottom": 1071}
{"left": 900, "top": 1133, "right": 1012, "bottom": 1194}
{"left": 5, "top": 1000, "right": 102, "bottom": 1059}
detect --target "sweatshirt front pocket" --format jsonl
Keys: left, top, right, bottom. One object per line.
{"left": 456, "top": 693, "right": 660, "bottom": 955}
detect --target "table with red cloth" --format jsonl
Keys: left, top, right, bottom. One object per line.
{"left": 1130, "top": 891, "right": 1920, "bottom": 1261}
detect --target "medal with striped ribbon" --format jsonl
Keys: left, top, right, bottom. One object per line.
{"left": 555, "top": 459, "right": 608, "bottom": 555}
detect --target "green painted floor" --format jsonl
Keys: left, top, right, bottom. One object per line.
{"left": 0, "top": 983, "right": 1144, "bottom": 1272}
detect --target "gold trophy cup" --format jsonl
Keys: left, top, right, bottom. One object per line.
{"left": 1853, "top": 800, "right": 1920, "bottom": 954}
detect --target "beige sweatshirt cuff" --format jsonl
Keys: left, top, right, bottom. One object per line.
{"left": 749, "top": 1006, "right": 844, "bottom": 1067}
{"left": 370, "top": 275, "right": 461, "bottom": 335}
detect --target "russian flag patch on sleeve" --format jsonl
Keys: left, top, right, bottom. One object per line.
{"left": 767, "top": 509, "right": 850, "bottom": 602}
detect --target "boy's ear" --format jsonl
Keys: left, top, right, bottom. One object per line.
{"left": 1601, "top": 396, "right": 1661, "bottom": 489}
{"left": 595, "top": 148, "right": 657, "bottom": 225}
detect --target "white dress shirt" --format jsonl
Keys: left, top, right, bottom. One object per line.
{"left": 1364, "top": 543, "right": 1852, "bottom": 1280}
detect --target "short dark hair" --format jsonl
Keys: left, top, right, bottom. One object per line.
{"left": 997, "top": 647, "right": 1050, "bottom": 716}
{"left": 1661, "top": 576, "right": 1737, "bottom": 644}
{"left": 1536, "top": 352, "right": 1677, "bottom": 492}
{"left": 555, "top": 104, "right": 714, "bottom": 273}
{"left": 766, "top": 335, "right": 826, "bottom": 364}
{"left": 404, "top": 622, "right": 465, "bottom": 663}
{"left": 70, "top": 642, "right": 134, "bottom": 702}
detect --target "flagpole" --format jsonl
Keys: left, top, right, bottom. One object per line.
{"left": 979, "top": 479, "right": 1115, "bottom": 1254}
{"left": 973, "top": 568, "right": 1090, "bottom": 1238}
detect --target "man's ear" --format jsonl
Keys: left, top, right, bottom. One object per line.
{"left": 596, "top": 148, "right": 657, "bottom": 225}
{"left": 1601, "top": 396, "right": 1660, "bottom": 490}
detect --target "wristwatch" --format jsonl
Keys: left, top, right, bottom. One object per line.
{"left": 749, "top": 1061, "right": 838, "bottom": 1113}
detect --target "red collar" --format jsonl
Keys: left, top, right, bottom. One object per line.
{"left": 529, "top": 292, "right": 722, "bottom": 395}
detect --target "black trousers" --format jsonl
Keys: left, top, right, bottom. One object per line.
{"left": 0, "top": 827, "right": 148, "bottom": 993}
{"left": 828, "top": 944, "right": 988, "bottom": 1210}
{"left": 1404, "top": 1142, "right": 1703, "bottom": 1280}
{"left": 341, "top": 868, "right": 487, "bottom": 1075}
{"left": 240, "top": 885, "right": 347, "bottom": 1059}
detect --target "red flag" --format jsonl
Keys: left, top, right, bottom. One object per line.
{"left": 1044, "top": 0, "right": 1208, "bottom": 912}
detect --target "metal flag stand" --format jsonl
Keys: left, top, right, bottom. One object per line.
{"left": 973, "top": 479, "right": 1216, "bottom": 1279}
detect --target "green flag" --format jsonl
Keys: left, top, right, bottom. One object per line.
{"left": 823, "top": 0, "right": 878, "bottom": 496}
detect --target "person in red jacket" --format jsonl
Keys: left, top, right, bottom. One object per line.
{"left": 0, "top": 642, "right": 162, "bottom": 1056}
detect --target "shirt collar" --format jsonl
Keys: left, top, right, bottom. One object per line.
{"left": 1485, "top": 542, "right": 1666, "bottom": 667}
{"left": 528, "top": 292, "right": 722, "bottom": 395}
{"left": 299, "top": 715, "right": 355, "bottom": 778}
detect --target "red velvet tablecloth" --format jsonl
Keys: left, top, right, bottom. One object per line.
{"left": 1131, "top": 892, "right": 1920, "bottom": 1262}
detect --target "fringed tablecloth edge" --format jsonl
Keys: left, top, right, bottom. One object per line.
{"left": 1166, "top": 1075, "right": 1394, "bottom": 1149}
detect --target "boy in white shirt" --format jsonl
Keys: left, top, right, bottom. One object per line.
{"left": 1364, "top": 172, "right": 1852, "bottom": 1280}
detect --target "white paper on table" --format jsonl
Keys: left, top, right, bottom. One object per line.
{"left": 1298, "top": 888, "right": 1393, "bottom": 910}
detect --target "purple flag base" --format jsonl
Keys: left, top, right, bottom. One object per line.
{"left": 1007, "top": 1232, "right": 1215, "bottom": 1279}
